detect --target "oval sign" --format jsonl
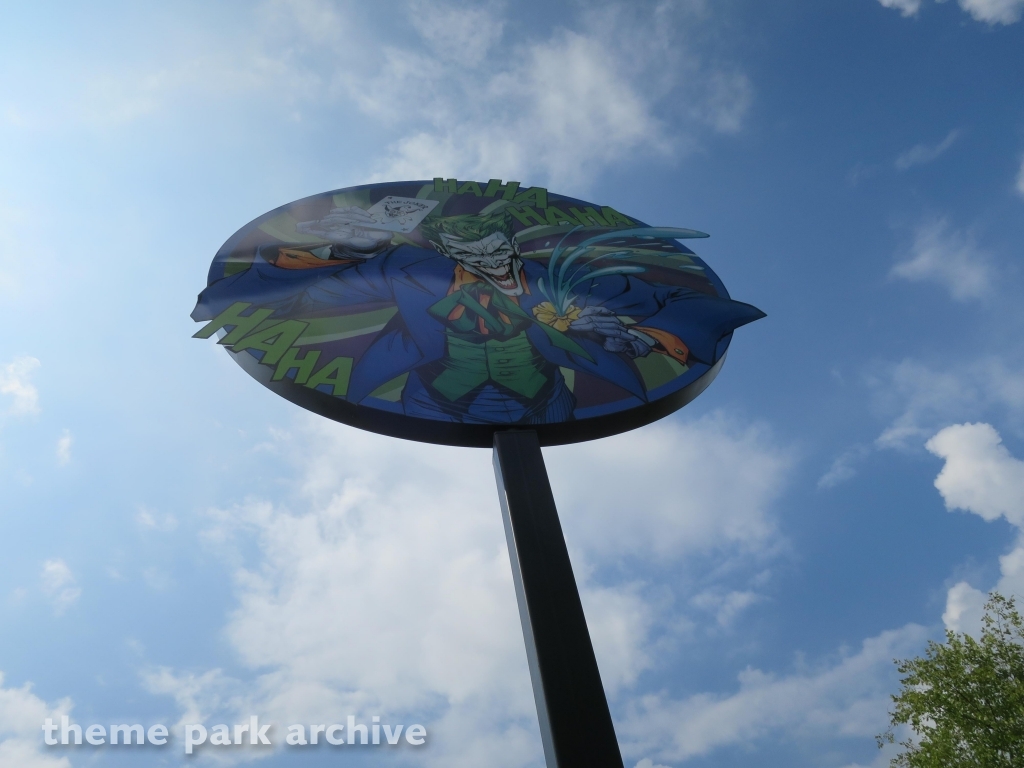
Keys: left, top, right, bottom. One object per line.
{"left": 192, "top": 179, "right": 764, "bottom": 447}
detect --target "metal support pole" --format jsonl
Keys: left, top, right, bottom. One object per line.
{"left": 492, "top": 429, "right": 624, "bottom": 768}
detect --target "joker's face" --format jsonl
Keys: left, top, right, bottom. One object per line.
{"left": 435, "top": 232, "right": 524, "bottom": 296}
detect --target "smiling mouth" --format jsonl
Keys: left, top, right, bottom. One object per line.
{"left": 479, "top": 264, "right": 517, "bottom": 290}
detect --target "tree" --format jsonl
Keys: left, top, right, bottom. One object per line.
{"left": 878, "top": 593, "right": 1024, "bottom": 767}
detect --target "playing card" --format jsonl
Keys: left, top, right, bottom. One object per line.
{"left": 364, "top": 196, "right": 440, "bottom": 233}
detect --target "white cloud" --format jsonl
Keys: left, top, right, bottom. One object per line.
{"left": 925, "top": 422, "right": 1024, "bottom": 634}
{"left": 575, "top": 581, "right": 658, "bottom": 696}
{"left": 407, "top": 0, "right": 506, "bottom": 66}
{"left": 942, "top": 580, "right": 988, "bottom": 635}
{"left": 957, "top": 0, "right": 1024, "bottom": 24}
{"left": 0, "top": 357, "right": 41, "bottom": 416}
{"left": 139, "top": 410, "right": 987, "bottom": 768}
{"left": 818, "top": 445, "right": 871, "bottom": 488}
{"left": 926, "top": 422, "right": 1024, "bottom": 527}
{"left": 873, "top": 361, "right": 977, "bottom": 450}
{"left": 185, "top": 423, "right": 543, "bottom": 768}
{"left": 895, "top": 129, "right": 959, "bottom": 170}
{"left": 143, "top": 667, "right": 236, "bottom": 730}
{"left": 1016, "top": 155, "right": 1024, "bottom": 198}
{"left": 368, "top": 2, "right": 751, "bottom": 188}
{"left": 55, "top": 430, "right": 72, "bottom": 466}
{"left": 878, "top": 0, "right": 1024, "bottom": 23}
{"left": 0, "top": 672, "right": 73, "bottom": 768}
{"left": 8, "top": 1, "right": 749, "bottom": 190}
{"left": 871, "top": 357, "right": 1024, "bottom": 450}
{"left": 145, "top": 411, "right": 790, "bottom": 767}
{"left": 40, "top": 559, "right": 81, "bottom": 615}
{"left": 834, "top": 354, "right": 1024, "bottom": 482}
{"left": 877, "top": 0, "right": 922, "bottom": 17}
{"left": 618, "top": 624, "right": 928, "bottom": 762}
{"left": 691, "top": 588, "right": 763, "bottom": 627}
{"left": 545, "top": 414, "right": 791, "bottom": 561}
{"left": 136, "top": 507, "right": 178, "bottom": 532}
{"left": 890, "top": 217, "right": 992, "bottom": 301}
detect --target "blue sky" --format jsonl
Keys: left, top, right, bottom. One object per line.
{"left": 1, "top": 1, "right": 1023, "bottom": 767}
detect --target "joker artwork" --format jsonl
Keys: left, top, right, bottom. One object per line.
{"left": 192, "top": 186, "right": 764, "bottom": 427}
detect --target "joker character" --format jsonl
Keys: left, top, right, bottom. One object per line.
{"left": 193, "top": 206, "right": 763, "bottom": 425}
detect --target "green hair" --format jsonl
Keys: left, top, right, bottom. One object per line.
{"left": 419, "top": 210, "right": 516, "bottom": 246}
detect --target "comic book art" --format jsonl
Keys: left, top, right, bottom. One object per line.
{"left": 192, "top": 179, "right": 765, "bottom": 446}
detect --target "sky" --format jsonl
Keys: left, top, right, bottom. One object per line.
{"left": 0, "top": 1, "right": 1023, "bottom": 767}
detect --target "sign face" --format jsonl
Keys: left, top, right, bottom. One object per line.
{"left": 192, "top": 179, "right": 764, "bottom": 447}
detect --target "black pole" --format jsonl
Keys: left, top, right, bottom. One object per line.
{"left": 492, "top": 429, "right": 624, "bottom": 768}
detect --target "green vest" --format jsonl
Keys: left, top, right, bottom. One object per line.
{"left": 432, "top": 331, "right": 548, "bottom": 401}
{"left": 427, "top": 281, "right": 593, "bottom": 402}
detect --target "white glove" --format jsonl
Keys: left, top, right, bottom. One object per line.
{"left": 569, "top": 306, "right": 651, "bottom": 358}
{"left": 296, "top": 207, "right": 393, "bottom": 254}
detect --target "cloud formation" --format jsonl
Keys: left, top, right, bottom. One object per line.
{"left": 619, "top": 624, "right": 928, "bottom": 762}
{"left": 925, "top": 423, "right": 1024, "bottom": 634}
{"left": 136, "top": 507, "right": 178, "bottom": 532}
{"left": 6, "top": 1, "right": 750, "bottom": 190}
{"left": 40, "top": 559, "right": 81, "bottom": 615}
{"left": 0, "top": 357, "right": 41, "bottom": 416}
{"left": 546, "top": 414, "right": 790, "bottom": 561}
{"left": 957, "top": 0, "right": 1024, "bottom": 24}
{"left": 55, "top": 430, "right": 72, "bottom": 466}
{"left": 928, "top": 422, "right": 1024, "bottom": 527}
{"left": 0, "top": 673, "right": 72, "bottom": 768}
{"left": 829, "top": 353, "right": 1024, "bottom": 484}
{"left": 894, "top": 130, "right": 959, "bottom": 170}
{"left": 139, "top": 405, "right": 931, "bottom": 767}
{"left": 878, "top": 0, "right": 923, "bottom": 18}
{"left": 144, "top": 411, "right": 790, "bottom": 767}
{"left": 890, "top": 218, "right": 992, "bottom": 301}
{"left": 877, "top": 0, "right": 1024, "bottom": 23}
{"left": 818, "top": 445, "right": 871, "bottom": 489}
{"left": 357, "top": 2, "right": 752, "bottom": 187}
{"left": 871, "top": 357, "right": 1024, "bottom": 450}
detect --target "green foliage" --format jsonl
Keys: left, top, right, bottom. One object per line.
{"left": 878, "top": 593, "right": 1024, "bottom": 767}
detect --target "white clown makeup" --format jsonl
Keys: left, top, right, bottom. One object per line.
{"left": 434, "top": 231, "right": 525, "bottom": 296}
